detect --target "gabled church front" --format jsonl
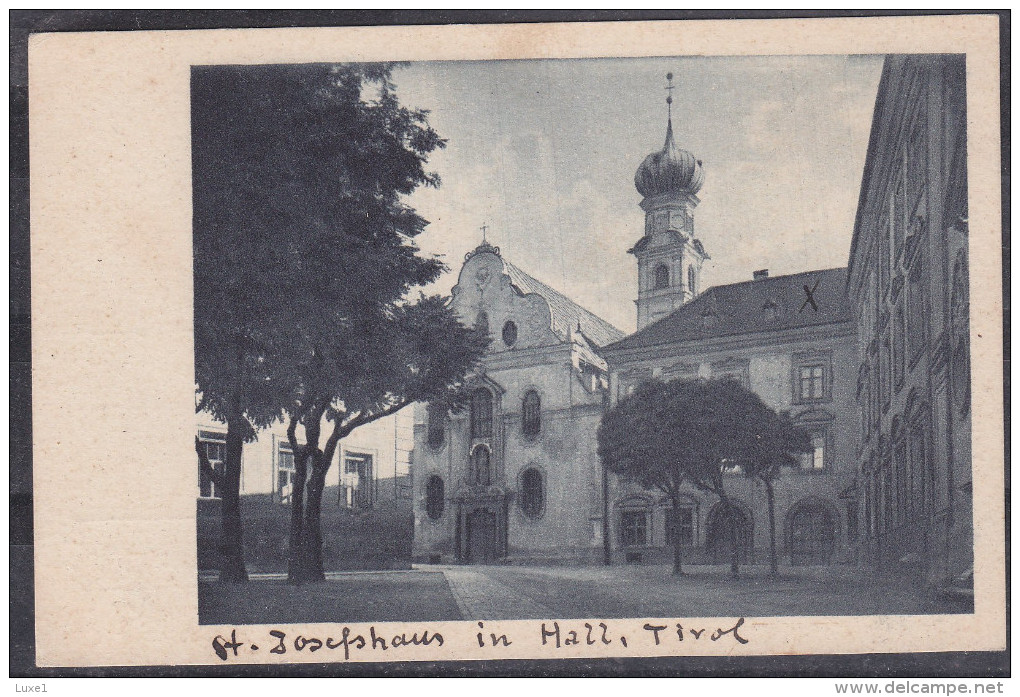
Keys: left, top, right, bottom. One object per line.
{"left": 411, "top": 240, "right": 624, "bottom": 563}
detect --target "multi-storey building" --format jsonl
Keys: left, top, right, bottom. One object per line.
{"left": 603, "top": 267, "right": 858, "bottom": 566}
{"left": 196, "top": 410, "right": 414, "bottom": 509}
{"left": 845, "top": 54, "right": 971, "bottom": 582}
{"left": 407, "top": 58, "right": 972, "bottom": 578}
{"left": 412, "top": 88, "right": 864, "bottom": 568}
{"left": 601, "top": 98, "right": 858, "bottom": 565}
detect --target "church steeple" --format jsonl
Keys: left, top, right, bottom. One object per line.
{"left": 630, "top": 72, "right": 710, "bottom": 330}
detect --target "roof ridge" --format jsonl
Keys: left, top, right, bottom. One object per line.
{"left": 604, "top": 266, "right": 849, "bottom": 353}
{"left": 500, "top": 258, "right": 624, "bottom": 345}
{"left": 716, "top": 266, "right": 849, "bottom": 290}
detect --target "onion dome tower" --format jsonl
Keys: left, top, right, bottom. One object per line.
{"left": 630, "top": 72, "right": 710, "bottom": 330}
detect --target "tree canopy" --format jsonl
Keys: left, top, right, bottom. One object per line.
{"left": 193, "top": 62, "right": 449, "bottom": 426}
{"left": 192, "top": 62, "right": 486, "bottom": 583}
{"left": 597, "top": 377, "right": 810, "bottom": 576}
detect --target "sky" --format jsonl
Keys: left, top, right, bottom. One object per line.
{"left": 392, "top": 55, "right": 884, "bottom": 334}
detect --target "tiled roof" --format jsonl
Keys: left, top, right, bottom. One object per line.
{"left": 605, "top": 267, "right": 850, "bottom": 353}
{"left": 501, "top": 259, "right": 625, "bottom": 348}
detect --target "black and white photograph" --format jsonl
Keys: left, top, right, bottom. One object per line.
{"left": 192, "top": 52, "right": 975, "bottom": 625}
{"left": 18, "top": 13, "right": 1005, "bottom": 676}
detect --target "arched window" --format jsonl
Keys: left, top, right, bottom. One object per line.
{"left": 654, "top": 263, "right": 670, "bottom": 290}
{"left": 476, "top": 311, "right": 489, "bottom": 335}
{"left": 470, "top": 389, "right": 492, "bottom": 440}
{"left": 522, "top": 390, "right": 541, "bottom": 437}
{"left": 520, "top": 468, "right": 544, "bottom": 518}
{"left": 471, "top": 445, "right": 491, "bottom": 486}
{"left": 425, "top": 475, "right": 445, "bottom": 520}
{"left": 688, "top": 266, "right": 697, "bottom": 294}
{"left": 426, "top": 403, "right": 446, "bottom": 449}
{"left": 619, "top": 510, "right": 648, "bottom": 547}
{"left": 502, "top": 320, "right": 518, "bottom": 347}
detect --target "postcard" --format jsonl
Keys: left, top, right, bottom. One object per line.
{"left": 27, "top": 14, "right": 1004, "bottom": 668}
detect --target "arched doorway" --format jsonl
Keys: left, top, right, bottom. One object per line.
{"left": 706, "top": 502, "right": 752, "bottom": 564}
{"left": 787, "top": 500, "right": 837, "bottom": 565}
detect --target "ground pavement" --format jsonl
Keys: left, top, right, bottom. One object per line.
{"left": 198, "top": 563, "right": 969, "bottom": 625}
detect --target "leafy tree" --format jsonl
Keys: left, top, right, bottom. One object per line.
{"left": 598, "top": 377, "right": 809, "bottom": 579}
{"left": 192, "top": 62, "right": 485, "bottom": 584}
{"left": 284, "top": 296, "right": 488, "bottom": 583}
{"left": 194, "top": 269, "right": 293, "bottom": 583}
{"left": 732, "top": 409, "right": 812, "bottom": 577}
{"left": 597, "top": 379, "right": 691, "bottom": 576}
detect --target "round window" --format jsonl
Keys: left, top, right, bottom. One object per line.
{"left": 502, "top": 320, "right": 518, "bottom": 347}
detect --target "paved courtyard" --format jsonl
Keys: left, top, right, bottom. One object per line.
{"left": 199, "top": 563, "right": 969, "bottom": 625}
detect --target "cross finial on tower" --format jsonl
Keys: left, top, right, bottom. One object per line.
{"left": 479, "top": 222, "right": 489, "bottom": 244}
{"left": 665, "top": 71, "right": 675, "bottom": 121}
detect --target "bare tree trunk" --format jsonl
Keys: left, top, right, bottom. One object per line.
{"left": 286, "top": 451, "right": 308, "bottom": 583}
{"left": 670, "top": 490, "right": 685, "bottom": 577}
{"left": 292, "top": 411, "right": 345, "bottom": 584}
{"left": 765, "top": 477, "right": 778, "bottom": 578}
{"left": 219, "top": 415, "right": 248, "bottom": 583}
{"left": 717, "top": 488, "right": 740, "bottom": 578}
{"left": 289, "top": 401, "right": 410, "bottom": 584}
{"left": 298, "top": 460, "right": 329, "bottom": 582}
{"left": 287, "top": 404, "right": 322, "bottom": 584}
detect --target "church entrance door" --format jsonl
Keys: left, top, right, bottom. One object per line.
{"left": 466, "top": 510, "right": 498, "bottom": 563}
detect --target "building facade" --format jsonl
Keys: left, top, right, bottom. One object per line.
{"left": 411, "top": 242, "right": 624, "bottom": 564}
{"left": 845, "top": 54, "right": 972, "bottom": 583}
{"left": 602, "top": 267, "right": 858, "bottom": 566}
{"left": 605, "top": 101, "right": 860, "bottom": 567}
{"left": 196, "top": 410, "right": 414, "bottom": 509}
{"left": 412, "top": 93, "right": 864, "bottom": 569}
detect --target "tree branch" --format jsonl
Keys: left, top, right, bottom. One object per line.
{"left": 323, "top": 409, "right": 362, "bottom": 465}
{"left": 350, "top": 397, "right": 411, "bottom": 432}
{"left": 287, "top": 408, "right": 305, "bottom": 463}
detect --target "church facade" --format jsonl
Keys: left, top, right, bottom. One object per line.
{"left": 411, "top": 92, "right": 860, "bottom": 568}
{"left": 411, "top": 241, "right": 623, "bottom": 563}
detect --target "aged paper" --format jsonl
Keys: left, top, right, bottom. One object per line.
{"left": 29, "top": 15, "right": 1004, "bottom": 667}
